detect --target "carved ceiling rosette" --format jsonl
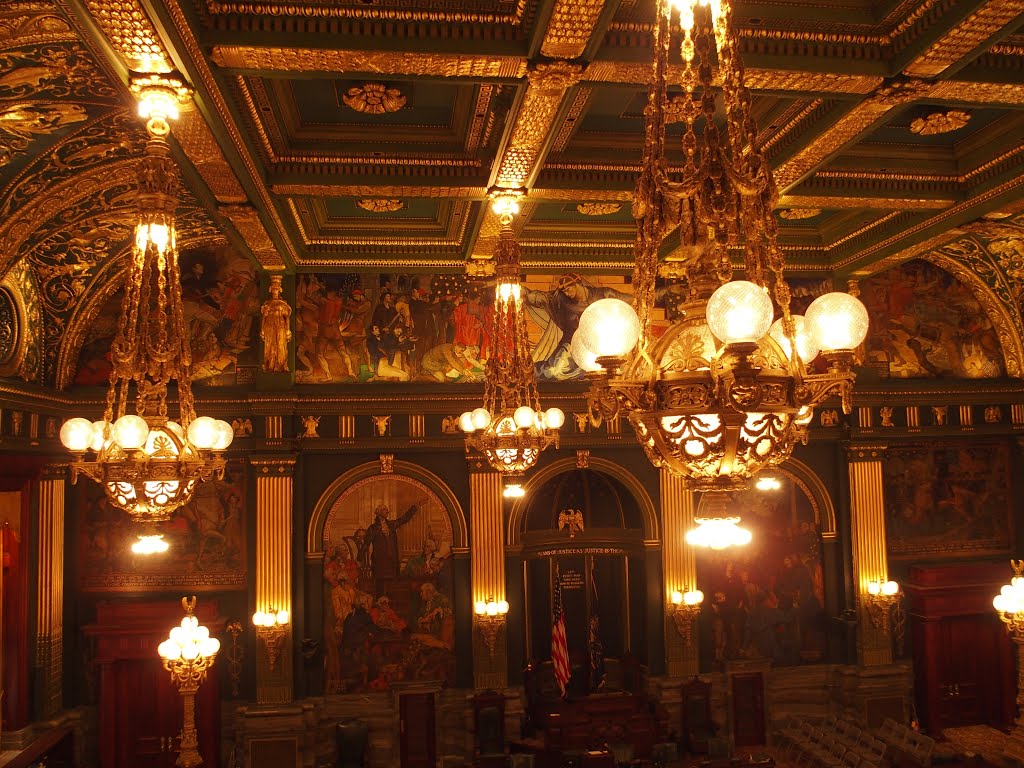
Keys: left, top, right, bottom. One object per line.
{"left": 779, "top": 208, "right": 822, "bottom": 220}
{"left": 577, "top": 203, "right": 622, "bottom": 216}
{"left": 357, "top": 198, "right": 405, "bottom": 213}
{"left": 909, "top": 110, "right": 971, "bottom": 135}
{"left": 342, "top": 83, "right": 407, "bottom": 114}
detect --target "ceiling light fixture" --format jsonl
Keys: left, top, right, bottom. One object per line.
{"left": 461, "top": 190, "right": 564, "bottom": 496}
{"left": 571, "top": 0, "right": 868, "bottom": 496}
{"left": 60, "top": 74, "right": 232, "bottom": 535}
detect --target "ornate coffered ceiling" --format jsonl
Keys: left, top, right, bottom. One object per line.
{"left": 3, "top": 0, "right": 1024, "bottom": 384}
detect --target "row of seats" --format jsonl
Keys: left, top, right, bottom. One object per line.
{"left": 776, "top": 718, "right": 885, "bottom": 768}
{"left": 875, "top": 718, "right": 934, "bottom": 767}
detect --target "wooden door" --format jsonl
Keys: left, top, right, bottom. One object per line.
{"left": 399, "top": 692, "right": 436, "bottom": 768}
{"left": 115, "top": 659, "right": 181, "bottom": 768}
{"left": 731, "top": 672, "right": 765, "bottom": 748}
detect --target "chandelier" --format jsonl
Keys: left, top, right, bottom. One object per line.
{"left": 571, "top": 0, "right": 868, "bottom": 493}
{"left": 460, "top": 193, "right": 565, "bottom": 497}
{"left": 60, "top": 75, "right": 233, "bottom": 534}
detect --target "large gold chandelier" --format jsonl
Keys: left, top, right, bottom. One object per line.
{"left": 60, "top": 76, "right": 233, "bottom": 532}
{"left": 571, "top": 0, "right": 868, "bottom": 493}
{"left": 461, "top": 195, "right": 565, "bottom": 497}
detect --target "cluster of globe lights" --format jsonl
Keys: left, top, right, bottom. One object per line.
{"left": 60, "top": 415, "right": 234, "bottom": 521}
{"left": 474, "top": 597, "right": 510, "bottom": 617}
{"left": 994, "top": 574, "right": 1024, "bottom": 619}
{"left": 252, "top": 608, "right": 290, "bottom": 628}
{"left": 158, "top": 611, "right": 221, "bottom": 665}
{"left": 570, "top": 283, "right": 869, "bottom": 492}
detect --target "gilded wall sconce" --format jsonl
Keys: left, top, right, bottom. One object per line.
{"left": 669, "top": 589, "right": 704, "bottom": 645}
{"left": 252, "top": 608, "right": 290, "bottom": 671}
{"left": 473, "top": 596, "right": 509, "bottom": 658}
{"left": 865, "top": 580, "right": 901, "bottom": 634}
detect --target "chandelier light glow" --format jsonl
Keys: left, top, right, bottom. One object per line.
{"left": 570, "top": 0, "right": 869, "bottom": 494}
{"left": 685, "top": 517, "right": 752, "bottom": 550}
{"left": 461, "top": 193, "right": 564, "bottom": 497}
{"left": 60, "top": 75, "right": 232, "bottom": 530}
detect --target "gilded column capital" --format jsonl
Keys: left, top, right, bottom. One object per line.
{"left": 845, "top": 443, "right": 888, "bottom": 462}
{"left": 526, "top": 61, "right": 584, "bottom": 92}
{"left": 250, "top": 456, "right": 297, "bottom": 476}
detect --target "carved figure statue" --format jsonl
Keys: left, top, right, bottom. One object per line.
{"left": 301, "top": 415, "right": 320, "bottom": 439}
{"left": 260, "top": 274, "right": 292, "bottom": 372}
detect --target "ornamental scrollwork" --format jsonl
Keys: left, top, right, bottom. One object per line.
{"left": 342, "top": 83, "right": 406, "bottom": 114}
{"left": 909, "top": 109, "right": 970, "bottom": 136}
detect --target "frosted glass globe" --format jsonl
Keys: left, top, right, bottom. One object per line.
{"left": 112, "top": 415, "right": 149, "bottom": 450}
{"left": 575, "top": 299, "right": 641, "bottom": 359}
{"left": 706, "top": 281, "right": 773, "bottom": 344}
{"left": 90, "top": 420, "right": 110, "bottom": 451}
{"left": 60, "top": 418, "right": 95, "bottom": 451}
{"left": 570, "top": 332, "right": 603, "bottom": 373}
{"left": 200, "top": 637, "right": 220, "bottom": 656}
{"left": 498, "top": 600, "right": 509, "bottom": 614}
{"left": 545, "top": 407, "right": 565, "bottom": 429}
{"left": 514, "top": 406, "right": 535, "bottom": 429}
{"left": 187, "top": 416, "right": 219, "bottom": 449}
{"left": 768, "top": 315, "right": 820, "bottom": 363}
{"left": 805, "top": 291, "right": 870, "bottom": 352}
{"left": 276, "top": 610, "right": 290, "bottom": 625}
{"left": 459, "top": 411, "right": 475, "bottom": 433}
{"left": 471, "top": 407, "right": 491, "bottom": 430}
{"left": 181, "top": 642, "right": 199, "bottom": 660}
{"left": 212, "top": 419, "right": 234, "bottom": 450}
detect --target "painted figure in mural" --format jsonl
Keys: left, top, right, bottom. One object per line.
{"left": 358, "top": 502, "right": 419, "bottom": 584}
{"left": 260, "top": 276, "right": 292, "bottom": 373}
{"left": 295, "top": 275, "right": 326, "bottom": 380}
{"left": 525, "top": 273, "right": 632, "bottom": 380}
{"left": 371, "top": 595, "right": 407, "bottom": 633}
{"left": 413, "top": 582, "right": 454, "bottom": 650}
{"left": 418, "top": 342, "right": 483, "bottom": 382}
{"left": 338, "top": 288, "right": 372, "bottom": 376}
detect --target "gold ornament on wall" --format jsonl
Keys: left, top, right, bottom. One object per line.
{"left": 342, "top": 83, "right": 407, "bottom": 115}
{"left": 909, "top": 110, "right": 970, "bottom": 136}
{"left": 357, "top": 198, "right": 405, "bottom": 213}
{"left": 577, "top": 203, "right": 622, "bottom": 216}
{"left": 779, "top": 208, "right": 822, "bottom": 220}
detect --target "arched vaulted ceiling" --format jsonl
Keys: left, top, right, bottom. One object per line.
{"left": 3, "top": 0, "right": 1024, "bottom": 387}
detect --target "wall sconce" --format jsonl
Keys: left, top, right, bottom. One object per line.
{"left": 473, "top": 596, "right": 509, "bottom": 658}
{"left": 252, "top": 608, "right": 290, "bottom": 671}
{"left": 865, "top": 580, "right": 901, "bottom": 633}
{"left": 669, "top": 589, "right": 704, "bottom": 645}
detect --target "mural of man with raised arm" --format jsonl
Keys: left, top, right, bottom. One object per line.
{"left": 358, "top": 501, "right": 418, "bottom": 583}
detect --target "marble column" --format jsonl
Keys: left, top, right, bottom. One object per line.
{"left": 252, "top": 457, "right": 295, "bottom": 704}
{"left": 470, "top": 467, "right": 507, "bottom": 690}
{"left": 35, "top": 463, "right": 65, "bottom": 719}
{"left": 661, "top": 470, "right": 699, "bottom": 678}
{"left": 847, "top": 444, "right": 892, "bottom": 666}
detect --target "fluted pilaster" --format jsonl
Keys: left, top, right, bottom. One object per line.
{"left": 470, "top": 468, "right": 507, "bottom": 689}
{"left": 661, "top": 470, "right": 699, "bottom": 677}
{"left": 36, "top": 464, "right": 65, "bottom": 718}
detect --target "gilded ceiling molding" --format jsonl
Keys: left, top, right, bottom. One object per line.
{"left": 759, "top": 99, "right": 825, "bottom": 155}
{"left": 903, "top": 0, "right": 1024, "bottom": 78}
{"left": 272, "top": 184, "right": 487, "bottom": 198}
{"left": 469, "top": 209, "right": 506, "bottom": 261}
{"left": 0, "top": 160, "right": 136, "bottom": 281}
{"left": 926, "top": 246, "right": 1024, "bottom": 379}
{"left": 219, "top": 204, "right": 286, "bottom": 269}
{"left": 464, "top": 84, "right": 495, "bottom": 154}
{"left": 0, "top": 273, "right": 29, "bottom": 380}
{"left": 300, "top": 256, "right": 467, "bottom": 269}
{"left": 540, "top": 0, "right": 605, "bottom": 59}
{"left": 777, "top": 208, "right": 821, "bottom": 220}
{"left": 530, "top": 188, "right": 634, "bottom": 202}
{"left": 81, "top": 0, "right": 171, "bottom": 71}
{"left": 494, "top": 62, "right": 583, "bottom": 189}
{"left": 909, "top": 109, "right": 970, "bottom": 135}
{"left": 158, "top": 0, "right": 300, "bottom": 267}
{"left": 927, "top": 80, "right": 1024, "bottom": 106}
{"left": 551, "top": 87, "right": 591, "bottom": 153}
{"left": 827, "top": 211, "right": 904, "bottom": 251}
{"left": 0, "top": 5, "right": 78, "bottom": 47}
{"left": 990, "top": 42, "right": 1024, "bottom": 55}
{"left": 773, "top": 78, "right": 930, "bottom": 191}
{"left": 211, "top": 46, "right": 528, "bottom": 80}
{"left": 205, "top": 0, "right": 527, "bottom": 25}
{"left": 176, "top": 109, "right": 248, "bottom": 203}
{"left": 288, "top": 198, "right": 470, "bottom": 250}
{"left": 777, "top": 195, "right": 954, "bottom": 210}
{"left": 341, "top": 83, "right": 406, "bottom": 115}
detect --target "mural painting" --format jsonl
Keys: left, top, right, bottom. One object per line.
{"left": 883, "top": 441, "right": 1012, "bottom": 558}
{"left": 861, "top": 259, "right": 1004, "bottom": 379}
{"left": 294, "top": 272, "right": 641, "bottom": 384}
{"left": 322, "top": 474, "right": 455, "bottom": 692}
{"left": 78, "top": 461, "right": 247, "bottom": 591}
{"left": 74, "top": 243, "right": 259, "bottom": 386}
{"left": 696, "top": 477, "right": 825, "bottom": 667}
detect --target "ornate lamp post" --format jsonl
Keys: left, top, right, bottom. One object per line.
{"left": 252, "top": 608, "right": 290, "bottom": 671}
{"left": 865, "top": 580, "right": 901, "bottom": 635}
{"left": 669, "top": 589, "right": 704, "bottom": 646}
{"left": 158, "top": 597, "right": 220, "bottom": 768}
{"left": 994, "top": 561, "right": 1024, "bottom": 761}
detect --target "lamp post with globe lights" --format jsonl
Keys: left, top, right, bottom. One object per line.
{"left": 994, "top": 561, "right": 1024, "bottom": 761}
{"left": 158, "top": 597, "right": 220, "bottom": 768}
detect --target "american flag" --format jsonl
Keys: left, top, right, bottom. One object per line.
{"left": 551, "top": 563, "right": 570, "bottom": 697}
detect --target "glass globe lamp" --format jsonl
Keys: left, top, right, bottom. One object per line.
{"left": 768, "top": 315, "right": 820, "bottom": 364}
{"left": 575, "top": 298, "right": 641, "bottom": 360}
{"left": 706, "top": 281, "right": 774, "bottom": 345}
{"left": 805, "top": 291, "right": 870, "bottom": 352}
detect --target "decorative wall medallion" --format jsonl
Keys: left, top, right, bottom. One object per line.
{"left": 577, "top": 202, "right": 622, "bottom": 216}
{"left": 779, "top": 208, "right": 822, "bottom": 220}
{"left": 909, "top": 110, "right": 970, "bottom": 136}
{"left": 0, "top": 287, "right": 20, "bottom": 368}
{"left": 342, "top": 83, "right": 406, "bottom": 114}
{"left": 357, "top": 198, "right": 405, "bottom": 213}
